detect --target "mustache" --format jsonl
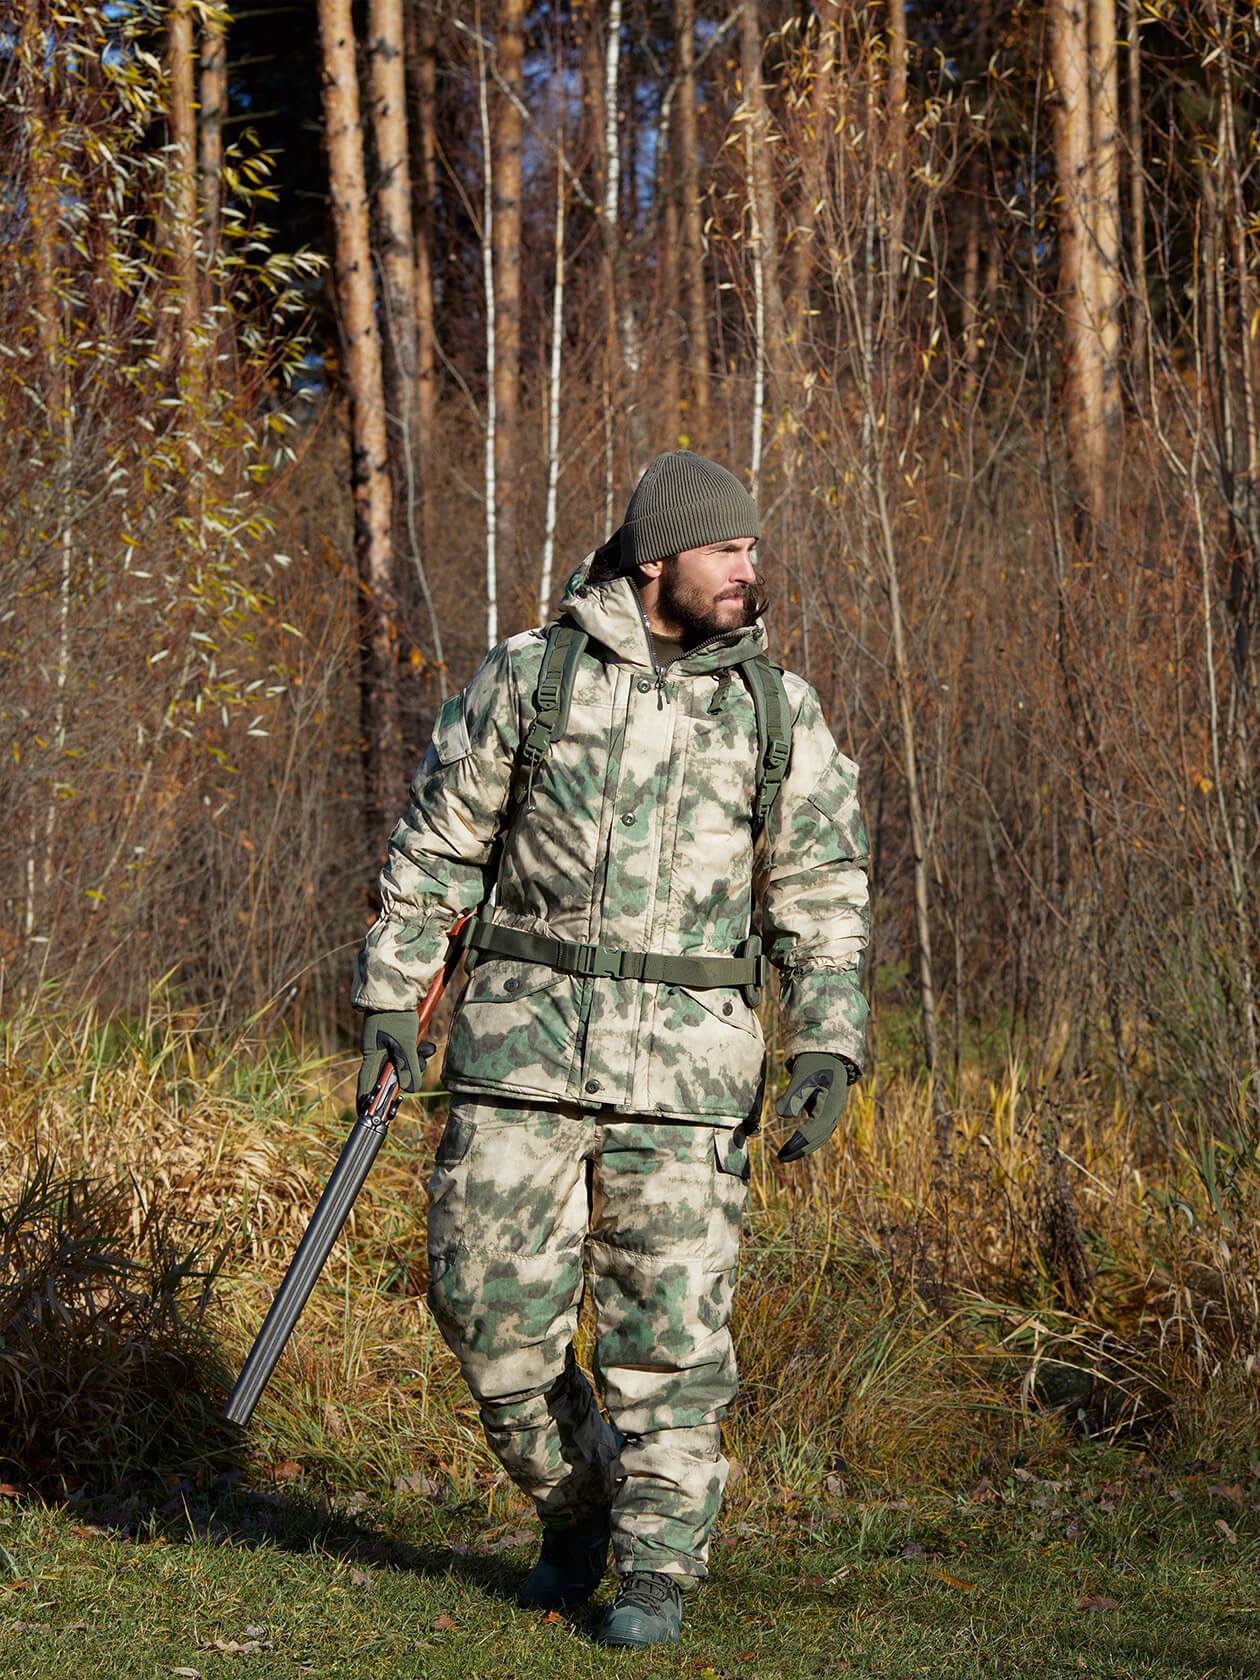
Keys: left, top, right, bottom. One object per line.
{"left": 728, "top": 580, "right": 769, "bottom": 623}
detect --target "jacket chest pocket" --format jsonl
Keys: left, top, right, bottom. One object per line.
{"left": 678, "top": 715, "right": 759, "bottom": 841}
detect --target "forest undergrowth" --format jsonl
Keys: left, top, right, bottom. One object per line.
{"left": 0, "top": 988, "right": 1256, "bottom": 1519}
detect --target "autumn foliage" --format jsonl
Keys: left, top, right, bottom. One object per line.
{"left": 1, "top": 0, "right": 1257, "bottom": 1474}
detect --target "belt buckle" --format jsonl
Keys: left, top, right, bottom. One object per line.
{"left": 590, "top": 946, "right": 622, "bottom": 979}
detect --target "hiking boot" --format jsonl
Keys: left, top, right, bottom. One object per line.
{"left": 519, "top": 1510, "right": 611, "bottom": 1610}
{"left": 598, "top": 1571, "right": 684, "bottom": 1647}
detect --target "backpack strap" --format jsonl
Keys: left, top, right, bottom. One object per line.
{"left": 739, "top": 652, "right": 793, "bottom": 839}
{"left": 511, "top": 618, "right": 588, "bottom": 806}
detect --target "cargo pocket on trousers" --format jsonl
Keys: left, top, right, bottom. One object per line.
{"left": 713, "top": 1127, "right": 751, "bottom": 1183}
{"left": 426, "top": 1114, "right": 478, "bottom": 1272}
{"left": 435, "top": 1112, "right": 477, "bottom": 1168}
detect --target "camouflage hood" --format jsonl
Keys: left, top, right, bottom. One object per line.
{"left": 559, "top": 562, "right": 770, "bottom": 674}
{"left": 354, "top": 557, "right": 869, "bottom": 1125}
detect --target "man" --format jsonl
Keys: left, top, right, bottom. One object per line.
{"left": 353, "top": 450, "right": 868, "bottom": 1646}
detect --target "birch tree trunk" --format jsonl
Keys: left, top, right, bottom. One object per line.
{"left": 740, "top": 0, "right": 786, "bottom": 454}
{"left": 674, "top": 0, "right": 710, "bottom": 450}
{"left": 318, "top": 0, "right": 400, "bottom": 840}
{"left": 405, "top": 4, "right": 439, "bottom": 476}
{"left": 368, "top": 0, "right": 419, "bottom": 507}
{"left": 475, "top": 16, "right": 498, "bottom": 648}
{"left": 539, "top": 136, "right": 566, "bottom": 616}
{"left": 370, "top": 0, "right": 444, "bottom": 695}
{"left": 601, "top": 0, "right": 623, "bottom": 526}
{"left": 659, "top": 77, "right": 682, "bottom": 440}
{"left": 493, "top": 0, "right": 525, "bottom": 574}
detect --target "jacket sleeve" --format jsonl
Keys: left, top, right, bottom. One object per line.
{"left": 758, "top": 680, "right": 870, "bottom": 1074}
{"left": 351, "top": 641, "right": 522, "bottom": 1011}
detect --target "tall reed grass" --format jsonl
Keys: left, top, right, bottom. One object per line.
{"left": 1, "top": 993, "right": 1255, "bottom": 1505}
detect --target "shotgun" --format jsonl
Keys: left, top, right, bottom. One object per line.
{"left": 223, "top": 912, "right": 471, "bottom": 1426}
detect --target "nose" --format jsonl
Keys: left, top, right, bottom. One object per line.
{"left": 729, "top": 546, "right": 757, "bottom": 583}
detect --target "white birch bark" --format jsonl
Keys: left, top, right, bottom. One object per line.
{"left": 602, "top": 0, "right": 622, "bottom": 528}
{"left": 539, "top": 135, "right": 567, "bottom": 618}
{"left": 747, "top": 128, "right": 766, "bottom": 498}
{"left": 476, "top": 15, "right": 498, "bottom": 650}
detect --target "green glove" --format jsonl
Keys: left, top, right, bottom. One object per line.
{"left": 775, "top": 1053, "right": 852, "bottom": 1163}
{"left": 357, "top": 1011, "right": 436, "bottom": 1111}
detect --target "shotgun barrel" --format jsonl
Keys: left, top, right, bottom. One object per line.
{"left": 222, "top": 913, "right": 470, "bottom": 1426}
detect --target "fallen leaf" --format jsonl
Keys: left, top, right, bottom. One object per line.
{"left": 395, "top": 1472, "right": 441, "bottom": 1498}
{"left": 1012, "top": 1467, "right": 1035, "bottom": 1483}
{"left": 898, "top": 1540, "right": 926, "bottom": 1559}
{"left": 1074, "top": 1595, "right": 1118, "bottom": 1612}
{"left": 349, "top": 1568, "right": 373, "bottom": 1588}
{"left": 1215, "top": 1519, "right": 1239, "bottom": 1546}
{"left": 0, "top": 1487, "right": 21, "bottom": 1501}
{"left": 264, "top": 1461, "right": 301, "bottom": 1484}
{"left": 432, "top": 1614, "right": 456, "bottom": 1631}
{"left": 970, "top": 1476, "right": 994, "bottom": 1504}
{"left": 71, "top": 1524, "right": 110, "bottom": 1539}
{"left": 1209, "top": 1483, "right": 1245, "bottom": 1509}
{"left": 927, "top": 1569, "right": 976, "bottom": 1591}
{"left": 543, "top": 1610, "right": 564, "bottom": 1624}
{"left": 171, "top": 1670, "right": 202, "bottom": 1678}
{"left": 483, "top": 1528, "right": 533, "bottom": 1553}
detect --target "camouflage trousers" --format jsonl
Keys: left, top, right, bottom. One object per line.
{"left": 426, "top": 1097, "right": 752, "bottom": 1583}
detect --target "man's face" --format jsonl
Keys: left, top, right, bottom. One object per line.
{"left": 643, "top": 537, "right": 766, "bottom": 644}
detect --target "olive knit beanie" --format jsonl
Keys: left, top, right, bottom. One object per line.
{"left": 620, "top": 450, "right": 761, "bottom": 572}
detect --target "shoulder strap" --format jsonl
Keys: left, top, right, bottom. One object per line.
{"left": 511, "top": 618, "right": 588, "bottom": 806}
{"left": 740, "top": 653, "right": 793, "bottom": 838}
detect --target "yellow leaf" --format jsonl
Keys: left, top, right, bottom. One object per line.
{"left": 927, "top": 1568, "right": 976, "bottom": 1591}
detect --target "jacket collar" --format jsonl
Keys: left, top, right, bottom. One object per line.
{"left": 559, "top": 555, "right": 770, "bottom": 673}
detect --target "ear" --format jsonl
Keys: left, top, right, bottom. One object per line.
{"left": 636, "top": 555, "right": 665, "bottom": 582}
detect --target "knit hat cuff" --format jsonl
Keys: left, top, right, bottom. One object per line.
{"left": 620, "top": 451, "right": 761, "bottom": 570}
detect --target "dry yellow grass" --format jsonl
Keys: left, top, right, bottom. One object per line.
{"left": 1, "top": 992, "right": 1256, "bottom": 1502}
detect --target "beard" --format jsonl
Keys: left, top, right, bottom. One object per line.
{"left": 656, "top": 564, "right": 769, "bottom": 647}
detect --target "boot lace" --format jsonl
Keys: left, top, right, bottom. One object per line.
{"left": 616, "top": 1571, "right": 680, "bottom": 1610}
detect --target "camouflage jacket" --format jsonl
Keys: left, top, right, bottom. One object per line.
{"left": 352, "top": 563, "right": 869, "bottom": 1126}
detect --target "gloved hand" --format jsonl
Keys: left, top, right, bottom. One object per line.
{"left": 775, "top": 1053, "right": 852, "bottom": 1163}
{"left": 357, "top": 1010, "right": 436, "bottom": 1112}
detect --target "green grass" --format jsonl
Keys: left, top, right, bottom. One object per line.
{"left": 2, "top": 1456, "right": 1257, "bottom": 1678}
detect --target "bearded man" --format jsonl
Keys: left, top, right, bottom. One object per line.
{"left": 353, "top": 450, "right": 869, "bottom": 1646}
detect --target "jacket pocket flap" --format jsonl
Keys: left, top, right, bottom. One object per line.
{"left": 464, "top": 957, "right": 569, "bottom": 1004}
{"left": 675, "top": 985, "right": 761, "bottom": 1036}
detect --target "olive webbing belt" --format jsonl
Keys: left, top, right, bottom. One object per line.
{"left": 463, "top": 916, "right": 765, "bottom": 993}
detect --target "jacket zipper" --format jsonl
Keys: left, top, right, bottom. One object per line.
{"left": 631, "top": 594, "right": 751, "bottom": 708}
